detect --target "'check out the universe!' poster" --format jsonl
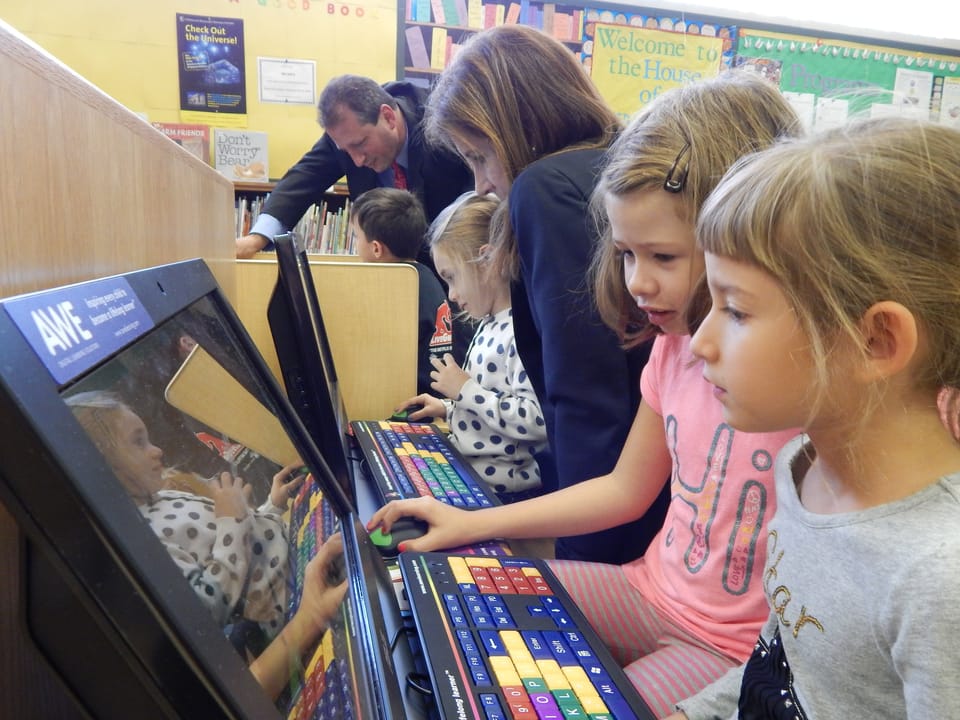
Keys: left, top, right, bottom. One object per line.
{"left": 177, "top": 14, "right": 247, "bottom": 119}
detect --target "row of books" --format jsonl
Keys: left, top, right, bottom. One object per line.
{"left": 294, "top": 199, "right": 355, "bottom": 255}
{"left": 235, "top": 193, "right": 267, "bottom": 238}
{"left": 234, "top": 193, "right": 355, "bottom": 255}
{"left": 406, "top": 0, "right": 583, "bottom": 42}
{"left": 408, "top": 0, "right": 478, "bottom": 26}
{"left": 152, "top": 122, "right": 270, "bottom": 184}
{"left": 407, "top": 26, "right": 463, "bottom": 70}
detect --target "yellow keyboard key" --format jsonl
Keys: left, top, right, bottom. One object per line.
{"left": 500, "top": 630, "right": 525, "bottom": 652}
{"left": 447, "top": 556, "right": 473, "bottom": 585}
{"left": 487, "top": 655, "right": 516, "bottom": 674}
{"left": 467, "top": 557, "right": 504, "bottom": 568}
{"left": 563, "top": 665, "right": 596, "bottom": 697}
{"left": 580, "top": 695, "right": 610, "bottom": 714}
{"left": 513, "top": 660, "right": 540, "bottom": 679}
{"left": 488, "top": 656, "right": 521, "bottom": 686}
{"left": 537, "top": 660, "right": 570, "bottom": 690}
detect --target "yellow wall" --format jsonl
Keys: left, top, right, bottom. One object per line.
{"left": 0, "top": 0, "right": 398, "bottom": 176}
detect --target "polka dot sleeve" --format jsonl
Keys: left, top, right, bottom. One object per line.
{"left": 447, "top": 308, "right": 548, "bottom": 493}
{"left": 141, "top": 492, "right": 254, "bottom": 626}
{"left": 452, "top": 310, "right": 547, "bottom": 445}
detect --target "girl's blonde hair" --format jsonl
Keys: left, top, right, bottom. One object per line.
{"left": 698, "top": 117, "right": 960, "bottom": 422}
{"left": 429, "top": 192, "right": 500, "bottom": 275}
{"left": 590, "top": 71, "right": 802, "bottom": 347}
{"left": 66, "top": 390, "right": 128, "bottom": 452}
{"left": 424, "top": 24, "right": 621, "bottom": 281}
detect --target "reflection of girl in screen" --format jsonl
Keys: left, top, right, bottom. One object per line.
{"left": 66, "top": 390, "right": 304, "bottom": 641}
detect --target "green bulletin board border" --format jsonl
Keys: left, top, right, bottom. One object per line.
{"left": 398, "top": 2, "right": 960, "bottom": 124}
{"left": 736, "top": 28, "right": 960, "bottom": 118}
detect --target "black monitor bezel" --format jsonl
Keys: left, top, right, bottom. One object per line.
{"left": 0, "top": 259, "right": 386, "bottom": 719}
{"left": 268, "top": 232, "right": 355, "bottom": 508}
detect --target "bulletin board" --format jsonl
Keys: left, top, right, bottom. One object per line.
{"left": 736, "top": 28, "right": 960, "bottom": 130}
{"left": 584, "top": 6, "right": 736, "bottom": 120}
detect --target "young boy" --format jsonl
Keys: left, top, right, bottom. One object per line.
{"left": 349, "top": 188, "right": 455, "bottom": 396}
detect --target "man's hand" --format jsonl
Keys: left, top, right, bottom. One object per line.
{"left": 236, "top": 233, "right": 268, "bottom": 259}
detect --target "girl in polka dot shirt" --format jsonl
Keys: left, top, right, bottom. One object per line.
{"left": 395, "top": 192, "right": 547, "bottom": 502}
{"left": 66, "top": 390, "right": 304, "bottom": 640}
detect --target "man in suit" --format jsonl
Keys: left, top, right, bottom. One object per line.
{"left": 236, "top": 75, "right": 472, "bottom": 258}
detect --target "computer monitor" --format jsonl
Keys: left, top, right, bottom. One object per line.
{"left": 0, "top": 259, "right": 406, "bottom": 719}
{"left": 268, "top": 232, "right": 354, "bottom": 506}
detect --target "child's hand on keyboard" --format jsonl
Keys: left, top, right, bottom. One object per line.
{"left": 300, "top": 533, "right": 348, "bottom": 624}
{"left": 367, "top": 496, "right": 483, "bottom": 553}
{"left": 268, "top": 461, "right": 308, "bottom": 510}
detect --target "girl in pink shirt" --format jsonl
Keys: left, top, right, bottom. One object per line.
{"left": 370, "top": 72, "right": 802, "bottom": 716}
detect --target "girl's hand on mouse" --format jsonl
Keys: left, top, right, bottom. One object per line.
{"left": 429, "top": 353, "right": 470, "bottom": 400}
{"left": 399, "top": 394, "right": 446, "bottom": 421}
{"left": 366, "top": 496, "right": 484, "bottom": 552}
{"left": 210, "top": 471, "right": 253, "bottom": 520}
{"left": 269, "top": 461, "right": 307, "bottom": 509}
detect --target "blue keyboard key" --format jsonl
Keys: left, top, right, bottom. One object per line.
{"left": 542, "top": 630, "right": 577, "bottom": 666}
{"left": 522, "top": 630, "right": 554, "bottom": 661}
{"left": 598, "top": 680, "right": 637, "bottom": 719}
{"left": 478, "top": 630, "right": 506, "bottom": 656}
{"left": 480, "top": 693, "right": 507, "bottom": 720}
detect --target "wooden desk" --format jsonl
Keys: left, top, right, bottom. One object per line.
{"left": 0, "top": 20, "right": 236, "bottom": 719}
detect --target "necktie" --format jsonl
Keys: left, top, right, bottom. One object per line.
{"left": 391, "top": 161, "right": 407, "bottom": 190}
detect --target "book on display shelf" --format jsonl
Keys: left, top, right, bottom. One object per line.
{"left": 214, "top": 128, "right": 269, "bottom": 183}
{"left": 152, "top": 122, "right": 210, "bottom": 164}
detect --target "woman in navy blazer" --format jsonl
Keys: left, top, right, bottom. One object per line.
{"left": 423, "top": 25, "right": 669, "bottom": 563}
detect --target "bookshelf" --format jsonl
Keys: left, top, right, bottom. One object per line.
{"left": 234, "top": 181, "right": 356, "bottom": 256}
{"left": 399, "top": 0, "right": 585, "bottom": 81}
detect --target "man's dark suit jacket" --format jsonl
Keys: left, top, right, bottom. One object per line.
{"left": 261, "top": 81, "right": 472, "bottom": 226}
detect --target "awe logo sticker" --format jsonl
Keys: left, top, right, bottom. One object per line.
{"left": 4, "top": 277, "right": 154, "bottom": 384}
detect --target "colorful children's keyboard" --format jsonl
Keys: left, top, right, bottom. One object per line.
{"left": 283, "top": 476, "right": 350, "bottom": 720}
{"left": 399, "top": 553, "right": 657, "bottom": 720}
{"left": 351, "top": 420, "right": 500, "bottom": 508}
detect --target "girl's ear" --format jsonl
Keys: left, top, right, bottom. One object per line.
{"left": 857, "top": 301, "right": 919, "bottom": 381}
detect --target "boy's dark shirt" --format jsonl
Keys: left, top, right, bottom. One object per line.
{"left": 412, "top": 262, "right": 455, "bottom": 396}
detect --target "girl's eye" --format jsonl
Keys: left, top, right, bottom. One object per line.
{"left": 614, "top": 246, "right": 634, "bottom": 260}
{"left": 722, "top": 306, "right": 747, "bottom": 323}
{"left": 653, "top": 253, "right": 676, "bottom": 263}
